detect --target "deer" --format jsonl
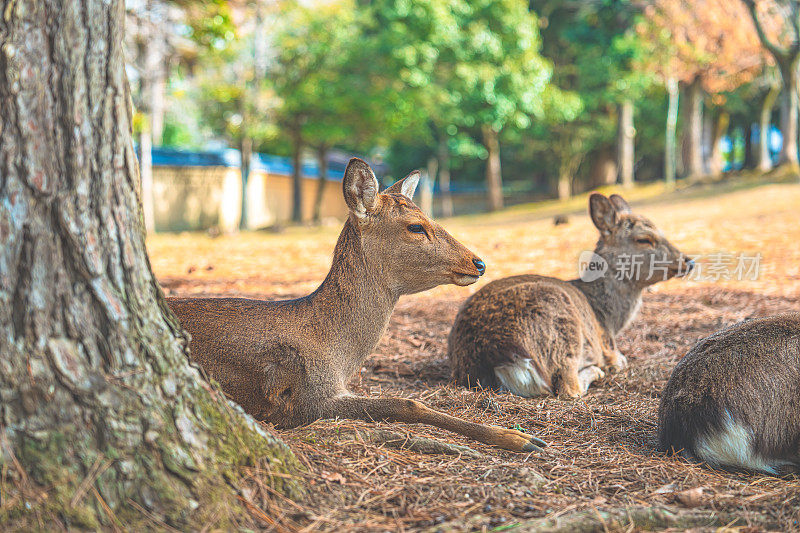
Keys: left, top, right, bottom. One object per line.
{"left": 167, "top": 158, "right": 546, "bottom": 453}
{"left": 447, "top": 193, "right": 693, "bottom": 398}
{"left": 658, "top": 313, "right": 800, "bottom": 475}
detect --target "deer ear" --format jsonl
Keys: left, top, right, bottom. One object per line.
{"left": 383, "top": 170, "right": 420, "bottom": 199}
{"left": 589, "top": 193, "right": 618, "bottom": 234}
{"left": 343, "top": 158, "right": 379, "bottom": 219}
{"left": 609, "top": 194, "right": 632, "bottom": 214}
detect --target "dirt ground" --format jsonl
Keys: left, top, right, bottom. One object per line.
{"left": 149, "top": 180, "right": 800, "bottom": 532}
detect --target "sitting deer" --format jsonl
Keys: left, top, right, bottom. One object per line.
{"left": 658, "top": 313, "right": 800, "bottom": 475}
{"left": 447, "top": 193, "right": 692, "bottom": 398}
{"left": 168, "top": 158, "right": 545, "bottom": 453}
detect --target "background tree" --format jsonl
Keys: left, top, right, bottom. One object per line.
{"left": 743, "top": 0, "right": 800, "bottom": 172}
{"left": 532, "top": 0, "right": 651, "bottom": 198}
{"left": 271, "top": 0, "right": 365, "bottom": 223}
{"left": 643, "top": 0, "right": 767, "bottom": 178}
{"left": 195, "top": 1, "right": 275, "bottom": 229}
{"left": 0, "top": 0, "right": 298, "bottom": 528}
{"left": 451, "top": 0, "right": 553, "bottom": 211}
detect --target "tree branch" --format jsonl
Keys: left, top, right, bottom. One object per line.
{"left": 743, "top": 0, "right": 791, "bottom": 60}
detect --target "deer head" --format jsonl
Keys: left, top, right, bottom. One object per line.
{"left": 589, "top": 193, "right": 693, "bottom": 287}
{"left": 342, "top": 158, "right": 485, "bottom": 294}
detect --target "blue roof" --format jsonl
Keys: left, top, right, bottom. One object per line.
{"left": 148, "top": 147, "right": 346, "bottom": 181}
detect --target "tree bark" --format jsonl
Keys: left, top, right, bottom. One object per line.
{"left": 759, "top": 84, "right": 780, "bottom": 172}
{"left": 482, "top": 126, "right": 503, "bottom": 211}
{"left": 438, "top": 136, "right": 454, "bottom": 217}
{"left": 557, "top": 172, "right": 571, "bottom": 201}
{"left": 313, "top": 145, "right": 328, "bottom": 224}
{"left": 419, "top": 156, "right": 436, "bottom": 217}
{"left": 665, "top": 77, "right": 679, "bottom": 187}
{"left": 557, "top": 153, "right": 582, "bottom": 201}
{"left": 709, "top": 110, "right": 730, "bottom": 176}
{"left": 743, "top": 1, "right": 800, "bottom": 172}
{"left": 743, "top": 122, "right": 755, "bottom": 170}
{"left": 291, "top": 127, "right": 304, "bottom": 223}
{"left": 684, "top": 76, "right": 705, "bottom": 178}
{"left": 239, "top": 135, "right": 252, "bottom": 230}
{"left": 617, "top": 99, "right": 635, "bottom": 188}
{"left": 0, "top": 1, "right": 299, "bottom": 529}
{"left": 778, "top": 60, "right": 800, "bottom": 168}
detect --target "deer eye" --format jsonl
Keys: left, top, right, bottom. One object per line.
{"left": 636, "top": 237, "right": 655, "bottom": 246}
{"left": 407, "top": 224, "right": 426, "bottom": 235}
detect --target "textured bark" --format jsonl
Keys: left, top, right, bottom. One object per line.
{"left": 617, "top": 99, "right": 635, "bottom": 188}
{"left": 482, "top": 126, "right": 503, "bottom": 211}
{"left": 664, "top": 78, "right": 679, "bottom": 187}
{"left": 0, "top": 0, "right": 299, "bottom": 529}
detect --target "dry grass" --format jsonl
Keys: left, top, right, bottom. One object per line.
{"left": 149, "top": 180, "right": 800, "bottom": 532}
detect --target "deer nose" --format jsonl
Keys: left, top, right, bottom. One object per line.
{"left": 685, "top": 258, "right": 695, "bottom": 272}
{"left": 472, "top": 258, "right": 486, "bottom": 275}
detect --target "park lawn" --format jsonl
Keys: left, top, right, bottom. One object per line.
{"left": 148, "top": 178, "right": 800, "bottom": 532}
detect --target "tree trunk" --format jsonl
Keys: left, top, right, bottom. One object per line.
{"left": 557, "top": 172, "right": 571, "bottom": 201}
{"left": 482, "top": 126, "right": 503, "bottom": 211}
{"left": 313, "top": 145, "right": 328, "bottom": 224}
{"left": 743, "top": 123, "right": 755, "bottom": 170}
{"left": 438, "top": 136, "right": 454, "bottom": 217}
{"left": 617, "top": 99, "right": 635, "bottom": 188}
{"left": 589, "top": 147, "right": 617, "bottom": 188}
{"left": 778, "top": 60, "right": 800, "bottom": 168}
{"left": 239, "top": 135, "right": 252, "bottom": 230}
{"left": 665, "top": 77, "right": 679, "bottom": 187}
{"left": 709, "top": 111, "right": 730, "bottom": 176}
{"left": 684, "top": 77, "right": 705, "bottom": 178}
{"left": 0, "top": 1, "right": 299, "bottom": 529}
{"left": 759, "top": 84, "right": 780, "bottom": 172}
{"left": 702, "top": 104, "right": 713, "bottom": 174}
{"left": 419, "top": 156, "right": 436, "bottom": 217}
{"left": 291, "top": 128, "right": 304, "bottom": 223}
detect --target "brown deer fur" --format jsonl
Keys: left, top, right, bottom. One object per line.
{"left": 448, "top": 193, "right": 692, "bottom": 398}
{"left": 658, "top": 313, "right": 800, "bottom": 475}
{"left": 168, "top": 158, "right": 545, "bottom": 453}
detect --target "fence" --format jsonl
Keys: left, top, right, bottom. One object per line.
{"left": 146, "top": 148, "right": 350, "bottom": 232}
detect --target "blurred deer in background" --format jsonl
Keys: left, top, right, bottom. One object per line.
{"left": 168, "top": 158, "right": 545, "bottom": 453}
{"left": 448, "top": 193, "right": 693, "bottom": 398}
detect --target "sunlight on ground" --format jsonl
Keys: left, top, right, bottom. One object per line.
{"left": 148, "top": 181, "right": 800, "bottom": 300}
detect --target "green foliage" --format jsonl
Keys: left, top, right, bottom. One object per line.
{"left": 526, "top": 0, "right": 653, "bottom": 190}
{"left": 159, "top": 0, "right": 771, "bottom": 198}
{"left": 270, "top": 0, "right": 366, "bottom": 151}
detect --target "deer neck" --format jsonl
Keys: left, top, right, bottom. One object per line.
{"left": 309, "top": 218, "right": 398, "bottom": 373}
{"left": 570, "top": 272, "right": 643, "bottom": 338}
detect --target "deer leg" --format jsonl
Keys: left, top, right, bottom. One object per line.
{"left": 320, "top": 395, "right": 546, "bottom": 453}
{"left": 577, "top": 365, "right": 605, "bottom": 393}
{"left": 602, "top": 341, "right": 627, "bottom": 372}
{"left": 608, "top": 350, "right": 628, "bottom": 372}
